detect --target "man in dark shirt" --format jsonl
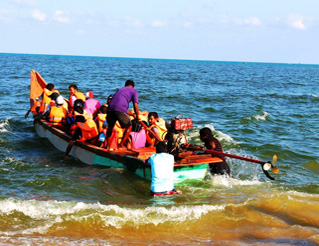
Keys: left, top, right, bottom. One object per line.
{"left": 199, "top": 127, "right": 231, "bottom": 176}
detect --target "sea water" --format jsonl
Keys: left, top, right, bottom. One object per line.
{"left": 0, "top": 53, "right": 319, "bottom": 245}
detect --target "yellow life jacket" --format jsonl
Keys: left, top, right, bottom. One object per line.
{"left": 77, "top": 118, "right": 98, "bottom": 142}
{"left": 96, "top": 113, "right": 106, "bottom": 132}
{"left": 114, "top": 121, "right": 125, "bottom": 144}
{"left": 48, "top": 106, "right": 67, "bottom": 126}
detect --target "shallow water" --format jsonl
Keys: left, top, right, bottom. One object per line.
{"left": 0, "top": 53, "right": 319, "bottom": 245}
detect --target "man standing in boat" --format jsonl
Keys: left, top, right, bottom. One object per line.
{"left": 106, "top": 79, "right": 139, "bottom": 150}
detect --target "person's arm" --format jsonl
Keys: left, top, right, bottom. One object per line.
{"left": 25, "top": 109, "right": 31, "bottom": 119}
{"left": 133, "top": 102, "right": 139, "bottom": 120}
{"left": 65, "top": 140, "right": 75, "bottom": 159}
{"left": 209, "top": 141, "right": 216, "bottom": 150}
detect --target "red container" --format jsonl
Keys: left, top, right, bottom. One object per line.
{"left": 172, "top": 115, "right": 193, "bottom": 131}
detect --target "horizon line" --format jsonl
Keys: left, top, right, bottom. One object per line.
{"left": 0, "top": 52, "right": 317, "bottom": 66}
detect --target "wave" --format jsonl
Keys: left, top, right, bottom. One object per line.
{"left": 0, "top": 198, "right": 225, "bottom": 235}
{"left": 244, "top": 111, "right": 269, "bottom": 122}
{"left": 209, "top": 175, "right": 263, "bottom": 188}
{"left": 189, "top": 124, "right": 237, "bottom": 146}
{"left": 0, "top": 118, "right": 11, "bottom": 133}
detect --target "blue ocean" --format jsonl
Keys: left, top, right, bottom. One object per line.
{"left": 0, "top": 53, "right": 319, "bottom": 245}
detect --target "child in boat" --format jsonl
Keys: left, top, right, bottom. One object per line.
{"left": 148, "top": 141, "right": 181, "bottom": 196}
{"left": 199, "top": 127, "right": 231, "bottom": 176}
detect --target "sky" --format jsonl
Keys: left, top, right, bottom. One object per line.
{"left": 1, "top": 0, "right": 319, "bottom": 64}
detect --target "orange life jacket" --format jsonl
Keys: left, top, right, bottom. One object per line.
{"left": 77, "top": 119, "right": 98, "bottom": 142}
{"left": 39, "top": 89, "right": 59, "bottom": 113}
{"left": 69, "top": 91, "right": 86, "bottom": 108}
{"left": 48, "top": 106, "right": 67, "bottom": 126}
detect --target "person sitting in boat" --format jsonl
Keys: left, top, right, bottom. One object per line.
{"left": 40, "top": 92, "right": 60, "bottom": 118}
{"left": 105, "top": 79, "right": 140, "bottom": 150}
{"left": 46, "top": 95, "right": 68, "bottom": 130}
{"left": 66, "top": 99, "right": 91, "bottom": 135}
{"left": 64, "top": 115, "right": 99, "bottom": 159}
{"left": 199, "top": 127, "right": 231, "bottom": 176}
{"left": 38, "top": 83, "right": 60, "bottom": 114}
{"left": 146, "top": 112, "right": 167, "bottom": 147}
{"left": 95, "top": 105, "right": 107, "bottom": 133}
{"left": 148, "top": 141, "right": 181, "bottom": 196}
{"left": 68, "top": 84, "right": 86, "bottom": 112}
{"left": 129, "top": 112, "right": 147, "bottom": 149}
{"left": 84, "top": 91, "right": 101, "bottom": 119}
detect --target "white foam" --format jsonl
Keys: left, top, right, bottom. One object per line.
{"left": 210, "top": 175, "right": 262, "bottom": 188}
{"left": 0, "top": 236, "right": 113, "bottom": 245}
{"left": 286, "top": 190, "right": 319, "bottom": 199}
{"left": 191, "top": 124, "right": 238, "bottom": 145}
{"left": 0, "top": 118, "right": 11, "bottom": 133}
{"left": 246, "top": 111, "right": 269, "bottom": 121}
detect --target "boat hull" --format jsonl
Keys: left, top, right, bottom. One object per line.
{"left": 34, "top": 119, "right": 209, "bottom": 182}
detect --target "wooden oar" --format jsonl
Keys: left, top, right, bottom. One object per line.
{"left": 205, "top": 149, "right": 279, "bottom": 180}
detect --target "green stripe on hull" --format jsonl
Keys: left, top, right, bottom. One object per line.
{"left": 93, "top": 153, "right": 124, "bottom": 168}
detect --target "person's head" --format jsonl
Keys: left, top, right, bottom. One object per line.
{"left": 69, "top": 84, "right": 78, "bottom": 95}
{"left": 156, "top": 141, "right": 167, "bottom": 154}
{"left": 125, "top": 79, "right": 135, "bottom": 87}
{"left": 85, "top": 91, "right": 93, "bottom": 99}
{"left": 99, "top": 105, "right": 107, "bottom": 114}
{"left": 46, "top": 83, "right": 55, "bottom": 91}
{"left": 49, "top": 92, "right": 59, "bottom": 101}
{"left": 107, "top": 94, "right": 113, "bottom": 103}
{"left": 199, "top": 127, "right": 213, "bottom": 141}
{"left": 55, "top": 96, "right": 64, "bottom": 106}
{"left": 148, "top": 112, "right": 159, "bottom": 125}
{"left": 73, "top": 99, "right": 84, "bottom": 114}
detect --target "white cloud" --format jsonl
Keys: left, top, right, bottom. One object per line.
{"left": 150, "top": 20, "right": 167, "bottom": 28}
{"left": 53, "top": 10, "right": 70, "bottom": 23}
{"left": 124, "top": 16, "right": 142, "bottom": 28}
{"left": 235, "top": 17, "right": 261, "bottom": 26}
{"left": 287, "top": 14, "right": 305, "bottom": 30}
{"left": 31, "top": 9, "right": 46, "bottom": 21}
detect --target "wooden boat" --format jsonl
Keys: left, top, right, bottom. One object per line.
{"left": 29, "top": 70, "right": 224, "bottom": 183}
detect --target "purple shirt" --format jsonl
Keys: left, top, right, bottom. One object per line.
{"left": 108, "top": 86, "right": 138, "bottom": 113}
